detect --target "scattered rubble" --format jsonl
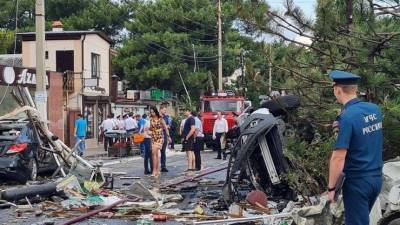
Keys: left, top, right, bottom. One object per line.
{"left": 2, "top": 89, "right": 397, "bottom": 224}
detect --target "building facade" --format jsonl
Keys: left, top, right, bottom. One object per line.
{"left": 0, "top": 65, "right": 64, "bottom": 140}
{"left": 18, "top": 22, "right": 113, "bottom": 146}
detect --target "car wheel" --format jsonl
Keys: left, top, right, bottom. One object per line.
{"left": 379, "top": 211, "right": 400, "bottom": 225}
{"left": 28, "top": 158, "right": 38, "bottom": 181}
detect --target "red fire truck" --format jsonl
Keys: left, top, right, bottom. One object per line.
{"left": 200, "top": 92, "right": 246, "bottom": 148}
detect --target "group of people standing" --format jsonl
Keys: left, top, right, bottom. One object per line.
{"left": 102, "top": 106, "right": 174, "bottom": 178}
{"left": 100, "top": 112, "right": 141, "bottom": 152}
{"left": 179, "top": 110, "right": 230, "bottom": 171}
{"left": 75, "top": 105, "right": 208, "bottom": 177}
{"left": 74, "top": 106, "right": 231, "bottom": 175}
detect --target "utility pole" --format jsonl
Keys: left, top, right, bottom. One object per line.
{"left": 208, "top": 71, "right": 216, "bottom": 94}
{"left": 268, "top": 44, "right": 272, "bottom": 94}
{"left": 178, "top": 69, "right": 192, "bottom": 108}
{"left": 217, "top": 0, "right": 223, "bottom": 92}
{"left": 240, "top": 49, "right": 245, "bottom": 95}
{"left": 35, "top": 0, "right": 47, "bottom": 121}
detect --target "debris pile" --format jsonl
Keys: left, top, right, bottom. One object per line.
{"left": 0, "top": 86, "right": 104, "bottom": 184}
{"left": 0, "top": 90, "right": 348, "bottom": 225}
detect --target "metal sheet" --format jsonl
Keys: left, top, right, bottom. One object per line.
{"left": 258, "top": 135, "right": 280, "bottom": 184}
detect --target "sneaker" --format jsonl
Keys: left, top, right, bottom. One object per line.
{"left": 161, "top": 168, "right": 169, "bottom": 172}
{"left": 144, "top": 171, "right": 151, "bottom": 175}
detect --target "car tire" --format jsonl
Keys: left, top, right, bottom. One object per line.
{"left": 260, "top": 95, "right": 300, "bottom": 117}
{"left": 379, "top": 211, "right": 400, "bottom": 225}
{"left": 27, "top": 158, "right": 38, "bottom": 181}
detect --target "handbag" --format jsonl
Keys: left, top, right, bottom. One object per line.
{"left": 133, "top": 133, "right": 145, "bottom": 144}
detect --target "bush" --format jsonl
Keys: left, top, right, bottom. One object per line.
{"left": 381, "top": 99, "right": 400, "bottom": 160}
{"left": 284, "top": 127, "right": 336, "bottom": 194}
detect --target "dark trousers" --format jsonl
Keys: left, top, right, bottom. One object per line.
{"left": 214, "top": 132, "right": 224, "bottom": 158}
{"left": 343, "top": 176, "right": 382, "bottom": 225}
{"left": 160, "top": 135, "right": 168, "bottom": 169}
{"left": 104, "top": 136, "right": 113, "bottom": 151}
{"left": 140, "top": 142, "right": 145, "bottom": 155}
{"left": 194, "top": 137, "right": 204, "bottom": 170}
{"left": 143, "top": 138, "right": 152, "bottom": 173}
{"left": 170, "top": 130, "right": 175, "bottom": 149}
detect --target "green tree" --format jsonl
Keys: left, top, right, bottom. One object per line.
{"left": 114, "top": 0, "right": 259, "bottom": 101}
{"left": 0, "top": 30, "right": 14, "bottom": 54}
{"left": 0, "top": 0, "right": 128, "bottom": 53}
{"left": 231, "top": 0, "right": 400, "bottom": 191}
{"left": 62, "top": 0, "right": 128, "bottom": 42}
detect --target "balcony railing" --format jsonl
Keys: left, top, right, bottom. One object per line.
{"left": 63, "top": 70, "right": 75, "bottom": 92}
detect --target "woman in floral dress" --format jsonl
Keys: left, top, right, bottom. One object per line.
{"left": 149, "top": 106, "right": 170, "bottom": 177}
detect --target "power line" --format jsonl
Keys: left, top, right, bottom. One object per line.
{"left": 187, "top": 36, "right": 217, "bottom": 42}
{"left": 154, "top": 17, "right": 217, "bottom": 38}
{"left": 144, "top": 42, "right": 218, "bottom": 63}
{"left": 147, "top": 41, "right": 218, "bottom": 59}
{"left": 153, "top": 1, "right": 218, "bottom": 34}
{"left": 130, "top": 5, "right": 218, "bottom": 41}
{"left": 87, "top": 0, "right": 218, "bottom": 43}
{"left": 182, "top": 15, "right": 217, "bottom": 31}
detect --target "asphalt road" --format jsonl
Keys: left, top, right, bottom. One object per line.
{"left": 0, "top": 149, "right": 228, "bottom": 225}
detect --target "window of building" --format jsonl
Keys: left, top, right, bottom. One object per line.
{"left": 91, "top": 53, "right": 100, "bottom": 78}
{"left": 56, "top": 50, "right": 74, "bottom": 73}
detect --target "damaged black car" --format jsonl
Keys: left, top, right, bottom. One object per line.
{"left": 223, "top": 95, "right": 304, "bottom": 205}
{"left": 0, "top": 120, "right": 56, "bottom": 183}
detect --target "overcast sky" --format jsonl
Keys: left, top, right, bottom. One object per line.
{"left": 268, "top": 0, "right": 317, "bottom": 19}
{"left": 261, "top": 0, "right": 317, "bottom": 42}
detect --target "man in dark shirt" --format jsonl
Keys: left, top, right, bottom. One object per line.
{"left": 182, "top": 108, "right": 196, "bottom": 171}
{"left": 160, "top": 105, "right": 172, "bottom": 172}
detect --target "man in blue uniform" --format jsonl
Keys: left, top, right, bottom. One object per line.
{"left": 328, "top": 70, "right": 383, "bottom": 225}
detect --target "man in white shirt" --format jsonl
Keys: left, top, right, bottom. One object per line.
{"left": 117, "top": 115, "right": 125, "bottom": 130}
{"left": 212, "top": 111, "right": 228, "bottom": 159}
{"left": 124, "top": 112, "right": 138, "bottom": 134}
{"left": 193, "top": 112, "right": 204, "bottom": 171}
{"left": 100, "top": 114, "right": 115, "bottom": 151}
{"left": 111, "top": 113, "right": 119, "bottom": 129}
{"left": 179, "top": 118, "right": 187, "bottom": 152}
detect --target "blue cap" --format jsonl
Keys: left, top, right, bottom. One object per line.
{"left": 329, "top": 70, "right": 360, "bottom": 85}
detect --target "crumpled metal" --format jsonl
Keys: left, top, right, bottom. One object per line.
{"left": 291, "top": 195, "right": 344, "bottom": 225}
